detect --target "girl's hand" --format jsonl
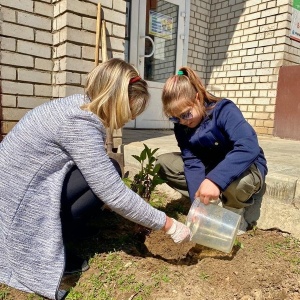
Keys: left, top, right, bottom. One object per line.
{"left": 195, "top": 179, "right": 220, "bottom": 205}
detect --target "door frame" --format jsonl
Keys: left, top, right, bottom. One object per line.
{"left": 128, "top": 0, "right": 190, "bottom": 129}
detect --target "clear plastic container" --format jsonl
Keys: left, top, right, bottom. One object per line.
{"left": 186, "top": 198, "right": 241, "bottom": 253}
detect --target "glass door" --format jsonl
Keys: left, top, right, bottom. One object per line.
{"left": 128, "top": 0, "right": 188, "bottom": 129}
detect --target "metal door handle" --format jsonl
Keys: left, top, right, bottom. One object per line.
{"left": 139, "top": 35, "right": 155, "bottom": 58}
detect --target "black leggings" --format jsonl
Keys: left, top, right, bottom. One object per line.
{"left": 60, "top": 159, "right": 121, "bottom": 237}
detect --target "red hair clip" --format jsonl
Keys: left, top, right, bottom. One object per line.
{"left": 129, "top": 76, "right": 141, "bottom": 84}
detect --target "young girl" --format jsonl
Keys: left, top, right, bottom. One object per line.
{"left": 157, "top": 67, "right": 268, "bottom": 236}
{"left": 0, "top": 58, "right": 190, "bottom": 300}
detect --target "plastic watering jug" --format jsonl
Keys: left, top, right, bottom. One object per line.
{"left": 186, "top": 198, "right": 241, "bottom": 253}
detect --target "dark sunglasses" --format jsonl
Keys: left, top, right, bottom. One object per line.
{"left": 169, "top": 109, "right": 193, "bottom": 123}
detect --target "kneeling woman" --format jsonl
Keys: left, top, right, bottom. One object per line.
{"left": 0, "top": 58, "right": 190, "bottom": 300}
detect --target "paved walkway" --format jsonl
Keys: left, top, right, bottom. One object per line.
{"left": 123, "top": 128, "right": 300, "bottom": 179}
{"left": 122, "top": 128, "right": 300, "bottom": 239}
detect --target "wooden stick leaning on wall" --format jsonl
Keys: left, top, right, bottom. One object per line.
{"left": 94, "top": 3, "right": 101, "bottom": 66}
{"left": 101, "top": 19, "right": 125, "bottom": 176}
{"left": 101, "top": 20, "right": 108, "bottom": 62}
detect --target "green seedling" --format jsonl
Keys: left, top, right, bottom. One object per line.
{"left": 199, "top": 272, "right": 210, "bottom": 280}
{"left": 65, "top": 290, "right": 84, "bottom": 300}
{"left": 130, "top": 144, "right": 166, "bottom": 240}
{"left": 0, "top": 290, "right": 9, "bottom": 300}
{"left": 122, "top": 176, "right": 132, "bottom": 188}
{"left": 131, "top": 144, "right": 165, "bottom": 202}
{"left": 151, "top": 267, "right": 170, "bottom": 284}
{"left": 250, "top": 225, "right": 258, "bottom": 236}
{"left": 265, "top": 242, "right": 285, "bottom": 259}
{"left": 234, "top": 238, "right": 244, "bottom": 249}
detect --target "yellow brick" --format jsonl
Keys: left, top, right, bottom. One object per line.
{"left": 1, "top": 121, "right": 17, "bottom": 134}
{"left": 264, "top": 120, "right": 275, "bottom": 128}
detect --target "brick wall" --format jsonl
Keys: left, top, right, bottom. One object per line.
{"left": 207, "top": 0, "right": 296, "bottom": 135}
{"left": 0, "top": 0, "right": 128, "bottom": 139}
{"left": 283, "top": 3, "right": 300, "bottom": 66}
{"left": 0, "top": 0, "right": 54, "bottom": 138}
{"left": 52, "top": 0, "right": 127, "bottom": 98}
{"left": 187, "top": 0, "right": 211, "bottom": 81}
{"left": 1, "top": 0, "right": 299, "bottom": 138}
{"left": 188, "top": 0, "right": 299, "bottom": 136}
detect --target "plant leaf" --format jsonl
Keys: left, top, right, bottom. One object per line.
{"left": 151, "top": 148, "right": 159, "bottom": 156}
{"left": 149, "top": 157, "right": 156, "bottom": 164}
{"left": 152, "top": 164, "right": 161, "bottom": 174}
{"left": 152, "top": 177, "right": 166, "bottom": 185}
{"left": 132, "top": 155, "right": 141, "bottom": 162}
{"left": 140, "top": 148, "right": 147, "bottom": 161}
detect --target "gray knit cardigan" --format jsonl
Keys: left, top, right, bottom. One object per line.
{"left": 0, "top": 94, "right": 166, "bottom": 299}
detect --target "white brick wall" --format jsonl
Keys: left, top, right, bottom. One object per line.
{"left": 0, "top": 0, "right": 54, "bottom": 136}
{"left": 1, "top": 0, "right": 299, "bottom": 138}
{"left": 188, "top": 0, "right": 297, "bottom": 136}
{"left": 52, "top": 0, "right": 127, "bottom": 98}
{"left": 0, "top": 0, "right": 128, "bottom": 138}
{"left": 187, "top": 0, "right": 211, "bottom": 80}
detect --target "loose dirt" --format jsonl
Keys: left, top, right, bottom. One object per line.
{"left": 1, "top": 166, "right": 299, "bottom": 300}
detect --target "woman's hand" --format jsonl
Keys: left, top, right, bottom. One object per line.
{"left": 163, "top": 216, "right": 191, "bottom": 243}
{"left": 195, "top": 179, "right": 220, "bottom": 205}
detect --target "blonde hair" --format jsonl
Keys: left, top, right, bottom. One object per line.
{"left": 162, "top": 66, "right": 220, "bottom": 118}
{"left": 83, "top": 58, "right": 149, "bottom": 132}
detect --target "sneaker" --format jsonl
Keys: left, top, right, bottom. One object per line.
{"left": 223, "top": 206, "right": 248, "bottom": 235}
{"left": 57, "top": 289, "right": 68, "bottom": 300}
{"left": 64, "top": 253, "right": 89, "bottom": 275}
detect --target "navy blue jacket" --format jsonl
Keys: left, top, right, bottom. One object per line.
{"left": 174, "top": 99, "right": 268, "bottom": 199}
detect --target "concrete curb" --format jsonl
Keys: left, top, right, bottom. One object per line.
{"left": 265, "top": 173, "right": 299, "bottom": 204}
